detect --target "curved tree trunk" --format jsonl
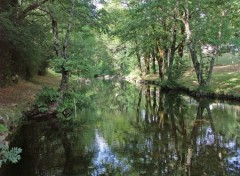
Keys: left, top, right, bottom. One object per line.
{"left": 182, "top": 8, "right": 204, "bottom": 86}
{"left": 25, "top": 0, "right": 75, "bottom": 118}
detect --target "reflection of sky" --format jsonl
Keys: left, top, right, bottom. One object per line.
{"left": 91, "top": 130, "right": 129, "bottom": 175}
{"left": 141, "top": 110, "right": 145, "bottom": 120}
{"left": 224, "top": 141, "right": 240, "bottom": 171}
{"left": 227, "top": 149, "right": 240, "bottom": 171}
{"left": 196, "top": 126, "right": 240, "bottom": 171}
{"left": 196, "top": 127, "right": 215, "bottom": 146}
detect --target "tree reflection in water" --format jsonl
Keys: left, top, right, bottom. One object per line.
{"left": 122, "top": 85, "right": 240, "bottom": 175}
{"left": 1, "top": 118, "right": 95, "bottom": 176}
{"left": 1, "top": 82, "right": 240, "bottom": 175}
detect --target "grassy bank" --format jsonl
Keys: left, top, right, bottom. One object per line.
{"left": 142, "top": 64, "right": 240, "bottom": 99}
{"left": 180, "top": 64, "right": 240, "bottom": 95}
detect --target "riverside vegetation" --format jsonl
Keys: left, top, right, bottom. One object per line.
{"left": 1, "top": 0, "right": 240, "bottom": 172}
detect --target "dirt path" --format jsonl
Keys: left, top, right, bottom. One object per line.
{"left": 213, "top": 64, "right": 240, "bottom": 73}
{"left": 0, "top": 74, "right": 61, "bottom": 107}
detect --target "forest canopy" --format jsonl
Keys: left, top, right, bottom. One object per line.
{"left": 0, "top": 0, "right": 240, "bottom": 88}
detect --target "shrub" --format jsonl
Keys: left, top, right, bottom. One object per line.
{"left": 35, "top": 86, "right": 60, "bottom": 112}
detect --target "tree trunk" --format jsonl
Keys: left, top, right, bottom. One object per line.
{"left": 189, "top": 42, "right": 204, "bottom": 85}
{"left": 144, "top": 54, "right": 150, "bottom": 75}
{"left": 162, "top": 19, "right": 168, "bottom": 77}
{"left": 168, "top": 20, "right": 177, "bottom": 79}
{"left": 52, "top": 18, "right": 61, "bottom": 57}
{"left": 156, "top": 39, "right": 164, "bottom": 80}
{"left": 135, "top": 41, "right": 142, "bottom": 74}
{"left": 151, "top": 50, "right": 157, "bottom": 74}
{"left": 169, "top": 22, "right": 177, "bottom": 70}
{"left": 59, "top": 10, "right": 74, "bottom": 99}
{"left": 25, "top": 0, "right": 75, "bottom": 117}
{"left": 182, "top": 8, "right": 204, "bottom": 85}
{"left": 205, "top": 57, "right": 215, "bottom": 85}
{"left": 136, "top": 87, "right": 142, "bottom": 123}
{"left": 145, "top": 86, "right": 151, "bottom": 123}
{"left": 136, "top": 51, "right": 142, "bottom": 74}
{"left": 177, "top": 23, "right": 185, "bottom": 58}
{"left": 163, "top": 48, "right": 168, "bottom": 76}
{"left": 176, "top": 0, "right": 185, "bottom": 59}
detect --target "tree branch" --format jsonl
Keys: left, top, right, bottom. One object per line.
{"left": 18, "top": 0, "right": 49, "bottom": 20}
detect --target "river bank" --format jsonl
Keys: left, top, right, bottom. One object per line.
{"left": 1, "top": 64, "right": 240, "bottom": 112}
{"left": 2, "top": 79, "right": 240, "bottom": 175}
{"left": 140, "top": 64, "right": 240, "bottom": 101}
{"left": 0, "top": 72, "right": 61, "bottom": 121}
{"left": 0, "top": 71, "right": 61, "bottom": 153}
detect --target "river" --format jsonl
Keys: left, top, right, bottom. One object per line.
{"left": 1, "top": 81, "right": 240, "bottom": 175}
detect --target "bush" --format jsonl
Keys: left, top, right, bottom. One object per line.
{"left": 167, "top": 56, "right": 189, "bottom": 82}
{"left": 35, "top": 86, "right": 60, "bottom": 112}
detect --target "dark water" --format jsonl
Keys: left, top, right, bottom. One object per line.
{"left": 1, "top": 81, "right": 240, "bottom": 176}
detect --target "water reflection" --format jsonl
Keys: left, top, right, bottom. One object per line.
{"left": 92, "top": 130, "right": 129, "bottom": 175}
{"left": 1, "top": 81, "right": 240, "bottom": 175}
{"left": 1, "top": 119, "right": 95, "bottom": 176}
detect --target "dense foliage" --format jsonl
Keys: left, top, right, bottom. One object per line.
{"left": 0, "top": 0, "right": 51, "bottom": 86}
{"left": 1, "top": 0, "right": 240, "bottom": 87}
{"left": 108, "top": 0, "right": 240, "bottom": 85}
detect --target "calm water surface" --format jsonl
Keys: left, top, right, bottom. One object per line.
{"left": 1, "top": 81, "right": 240, "bottom": 176}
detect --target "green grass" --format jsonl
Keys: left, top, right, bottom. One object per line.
{"left": 142, "top": 64, "right": 240, "bottom": 96}
{"left": 211, "top": 72, "right": 240, "bottom": 94}
{"left": 215, "top": 53, "right": 240, "bottom": 65}
{"left": 178, "top": 68, "right": 240, "bottom": 95}
{"left": 141, "top": 74, "right": 160, "bottom": 82}
{"left": 162, "top": 52, "right": 240, "bottom": 95}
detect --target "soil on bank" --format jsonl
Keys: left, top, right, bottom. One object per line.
{"left": 0, "top": 73, "right": 61, "bottom": 108}
{"left": 213, "top": 64, "right": 240, "bottom": 73}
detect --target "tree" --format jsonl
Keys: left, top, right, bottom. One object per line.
{"left": 25, "top": 0, "right": 111, "bottom": 117}
{"left": 109, "top": 0, "right": 188, "bottom": 81}
{"left": 108, "top": 0, "right": 240, "bottom": 86}
{"left": 0, "top": 0, "right": 52, "bottom": 86}
{"left": 179, "top": 0, "right": 238, "bottom": 86}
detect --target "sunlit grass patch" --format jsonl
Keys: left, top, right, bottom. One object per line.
{"left": 30, "top": 69, "right": 61, "bottom": 87}
{"left": 141, "top": 74, "right": 159, "bottom": 81}
{"left": 210, "top": 70, "right": 240, "bottom": 94}
{"left": 215, "top": 53, "right": 240, "bottom": 65}
{"left": 143, "top": 64, "right": 240, "bottom": 96}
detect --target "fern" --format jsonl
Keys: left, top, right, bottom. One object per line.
{"left": 0, "top": 144, "right": 22, "bottom": 167}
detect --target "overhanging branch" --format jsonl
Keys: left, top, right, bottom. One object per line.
{"left": 18, "top": 0, "right": 49, "bottom": 20}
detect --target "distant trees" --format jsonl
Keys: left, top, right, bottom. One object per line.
{"left": 108, "top": 0, "right": 240, "bottom": 86}
{"left": 108, "top": 0, "right": 187, "bottom": 80}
